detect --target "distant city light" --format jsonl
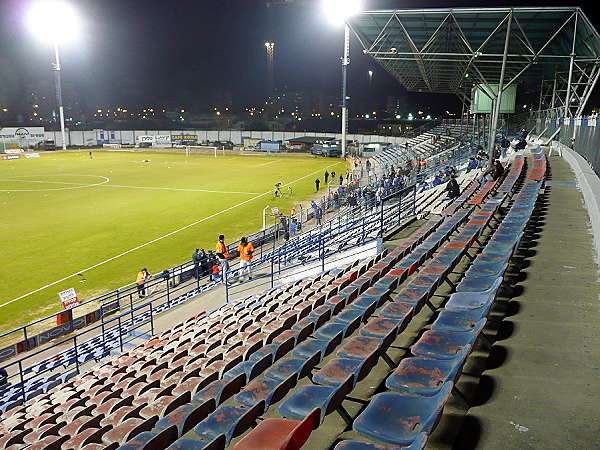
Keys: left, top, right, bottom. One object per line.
{"left": 322, "top": 0, "right": 362, "bottom": 26}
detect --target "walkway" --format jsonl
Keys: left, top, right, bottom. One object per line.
{"left": 441, "top": 154, "right": 600, "bottom": 449}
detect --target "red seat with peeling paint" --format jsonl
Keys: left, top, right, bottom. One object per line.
{"left": 232, "top": 408, "right": 319, "bottom": 450}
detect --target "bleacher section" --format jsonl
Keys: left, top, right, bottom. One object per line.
{"left": 0, "top": 150, "right": 546, "bottom": 449}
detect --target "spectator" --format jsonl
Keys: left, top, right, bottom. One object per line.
{"left": 136, "top": 268, "right": 151, "bottom": 298}
{"left": 0, "top": 367, "right": 7, "bottom": 387}
{"left": 501, "top": 136, "right": 510, "bottom": 158}
{"left": 237, "top": 237, "right": 254, "bottom": 281}
{"left": 200, "top": 249, "right": 210, "bottom": 276}
{"left": 324, "top": 170, "right": 329, "bottom": 184}
{"left": 315, "top": 207, "right": 323, "bottom": 226}
{"left": 446, "top": 175, "right": 460, "bottom": 199}
{"left": 432, "top": 173, "right": 443, "bottom": 187}
{"left": 192, "top": 248, "right": 202, "bottom": 280}
{"left": 418, "top": 180, "right": 428, "bottom": 193}
{"left": 215, "top": 234, "right": 230, "bottom": 277}
{"left": 467, "top": 157, "right": 478, "bottom": 172}
{"left": 315, "top": 178, "right": 320, "bottom": 192}
{"left": 290, "top": 218, "right": 298, "bottom": 237}
{"left": 484, "top": 160, "right": 505, "bottom": 181}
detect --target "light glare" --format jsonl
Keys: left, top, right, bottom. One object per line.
{"left": 322, "top": 0, "right": 362, "bottom": 26}
{"left": 27, "top": 0, "right": 81, "bottom": 44}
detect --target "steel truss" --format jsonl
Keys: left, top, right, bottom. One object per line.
{"left": 349, "top": 7, "right": 600, "bottom": 155}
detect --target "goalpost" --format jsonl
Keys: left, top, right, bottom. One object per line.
{"left": 183, "top": 146, "right": 220, "bottom": 158}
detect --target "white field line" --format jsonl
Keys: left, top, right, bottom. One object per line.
{"left": 0, "top": 177, "right": 110, "bottom": 192}
{"left": 101, "top": 184, "right": 261, "bottom": 195}
{"left": 0, "top": 162, "right": 344, "bottom": 309}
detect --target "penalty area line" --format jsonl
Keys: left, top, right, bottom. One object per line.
{"left": 0, "top": 162, "right": 343, "bottom": 309}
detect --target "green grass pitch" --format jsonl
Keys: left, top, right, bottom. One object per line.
{"left": 0, "top": 150, "right": 347, "bottom": 333}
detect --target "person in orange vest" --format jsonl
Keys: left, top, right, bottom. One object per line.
{"left": 237, "top": 237, "right": 254, "bottom": 282}
{"left": 215, "top": 235, "right": 230, "bottom": 279}
{"left": 136, "top": 268, "right": 151, "bottom": 298}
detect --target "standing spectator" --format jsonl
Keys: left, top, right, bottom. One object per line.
{"left": 315, "top": 178, "right": 321, "bottom": 192}
{"left": 316, "top": 207, "right": 323, "bottom": 226}
{"left": 237, "top": 237, "right": 254, "bottom": 281}
{"left": 192, "top": 248, "right": 202, "bottom": 280}
{"left": 324, "top": 170, "right": 329, "bottom": 184}
{"left": 290, "top": 218, "right": 298, "bottom": 237}
{"left": 446, "top": 175, "right": 460, "bottom": 199}
{"left": 500, "top": 136, "right": 510, "bottom": 159}
{"left": 136, "top": 268, "right": 151, "bottom": 298}
{"left": 215, "top": 235, "right": 230, "bottom": 278}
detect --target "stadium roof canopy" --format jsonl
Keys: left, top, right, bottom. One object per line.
{"left": 349, "top": 7, "right": 600, "bottom": 116}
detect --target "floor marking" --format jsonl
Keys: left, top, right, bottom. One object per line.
{"left": 255, "top": 160, "right": 280, "bottom": 168}
{"left": 0, "top": 162, "right": 344, "bottom": 309}
{"left": 0, "top": 175, "right": 110, "bottom": 192}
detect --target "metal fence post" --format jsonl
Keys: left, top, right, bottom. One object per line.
{"left": 73, "top": 335, "right": 80, "bottom": 374}
{"left": 129, "top": 293, "right": 134, "bottom": 325}
{"left": 149, "top": 301, "right": 155, "bottom": 336}
{"left": 166, "top": 278, "right": 171, "bottom": 308}
{"left": 321, "top": 235, "right": 326, "bottom": 273}
{"left": 117, "top": 316, "right": 123, "bottom": 353}
{"left": 398, "top": 191, "right": 402, "bottom": 226}
{"left": 270, "top": 259, "right": 274, "bottom": 288}
{"left": 225, "top": 271, "right": 229, "bottom": 304}
{"left": 380, "top": 200, "right": 385, "bottom": 236}
{"left": 412, "top": 187, "right": 417, "bottom": 216}
{"left": 23, "top": 326, "right": 29, "bottom": 351}
{"left": 18, "top": 361, "right": 26, "bottom": 405}
{"left": 100, "top": 307, "right": 106, "bottom": 354}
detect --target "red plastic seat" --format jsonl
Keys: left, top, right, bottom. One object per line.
{"left": 232, "top": 408, "right": 319, "bottom": 450}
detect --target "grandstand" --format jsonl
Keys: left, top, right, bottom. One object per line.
{"left": 1, "top": 5, "right": 600, "bottom": 450}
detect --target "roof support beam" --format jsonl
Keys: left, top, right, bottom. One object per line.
{"left": 488, "top": 11, "right": 513, "bottom": 162}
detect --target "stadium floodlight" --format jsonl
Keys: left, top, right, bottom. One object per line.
{"left": 322, "top": 0, "right": 362, "bottom": 26}
{"left": 322, "top": 0, "right": 362, "bottom": 158}
{"left": 27, "top": 1, "right": 81, "bottom": 151}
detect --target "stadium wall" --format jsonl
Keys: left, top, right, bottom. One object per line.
{"left": 42, "top": 129, "right": 407, "bottom": 148}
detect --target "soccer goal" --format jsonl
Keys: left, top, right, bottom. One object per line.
{"left": 183, "top": 146, "right": 221, "bottom": 158}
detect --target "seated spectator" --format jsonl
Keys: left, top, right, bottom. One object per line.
{"left": 418, "top": 181, "right": 429, "bottom": 193}
{"left": 0, "top": 367, "right": 7, "bottom": 387}
{"left": 432, "top": 173, "right": 443, "bottom": 187}
{"left": 446, "top": 175, "right": 460, "bottom": 199}
{"left": 484, "top": 159, "right": 505, "bottom": 181}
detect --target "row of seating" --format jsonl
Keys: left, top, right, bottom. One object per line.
{"left": 224, "top": 153, "right": 536, "bottom": 449}
{"left": 148, "top": 169, "right": 500, "bottom": 448}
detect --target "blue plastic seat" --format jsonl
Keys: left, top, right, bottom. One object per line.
{"left": 353, "top": 383, "right": 452, "bottom": 446}
{"left": 235, "top": 374, "right": 296, "bottom": 409}
{"left": 336, "top": 336, "right": 384, "bottom": 359}
{"left": 332, "top": 307, "right": 366, "bottom": 325}
{"left": 379, "top": 301, "right": 414, "bottom": 321}
{"left": 385, "top": 349, "right": 470, "bottom": 396}
{"left": 293, "top": 334, "right": 341, "bottom": 360}
{"left": 456, "top": 275, "right": 503, "bottom": 293}
{"left": 411, "top": 330, "right": 476, "bottom": 360}
{"left": 265, "top": 353, "right": 320, "bottom": 382}
{"left": 431, "top": 310, "right": 487, "bottom": 333}
{"left": 178, "top": 401, "right": 264, "bottom": 447}
{"left": 278, "top": 376, "right": 354, "bottom": 424}
{"left": 314, "top": 352, "right": 377, "bottom": 388}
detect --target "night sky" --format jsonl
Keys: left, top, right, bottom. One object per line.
{"left": 0, "top": 0, "right": 598, "bottom": 114}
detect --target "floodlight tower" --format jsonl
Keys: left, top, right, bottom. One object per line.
{"left": 322, "top": 0, "right": 362, "bottom": 159}
{"left": 27, "top": 0, "right": 81, "bottom": 151}
{"left": 265, "top": 42, "right": 275, "bottom": 97}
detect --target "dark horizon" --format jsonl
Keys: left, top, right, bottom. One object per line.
{"left": 0, "top": 0, "right": 598, "bottom": 123}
